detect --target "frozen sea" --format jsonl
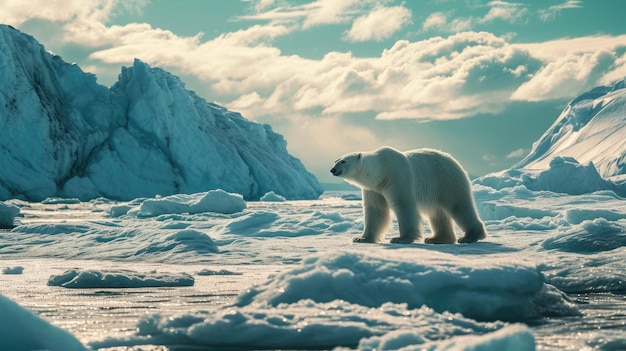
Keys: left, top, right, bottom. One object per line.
{"left": 1, "top": 187, "right": 626, "bottom": 351}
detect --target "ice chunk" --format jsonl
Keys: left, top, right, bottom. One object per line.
{"left": 235, "top": 250, "right": 578, "bottom": 322}
{"left": 91, "top": 301, "right": 506, "bottom": 350}
{"left": 355, "top": 324, "right": 534, "bottom": 351}
{"left": 260, "top": 191, "right": 286, "bottom": 202}
{"left": 0, "top": 201, "right": 19, "bottom": 229}
{"left": 543, "top": 218, "right": 626, "bottom": 253}
{"left": 2, "top": 266, "right": 23, "bottom": 274}
{"left": 0, "top": 294, "right": 87, "bottom": 351}
{"left": 136, "top": 190, "right": 246, "bottom": 217}
{"left": 48, "top": 269, "right": 194, "bottom": 288}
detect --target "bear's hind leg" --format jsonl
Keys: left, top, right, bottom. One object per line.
{"left": 450, "top": 205, "right": 487, "bottom": 243}
{"left": 425, "top": 209, "right": 456, "bottom": 244}
{"left": 355, "top": 190, "right": 391, "bottom": 243}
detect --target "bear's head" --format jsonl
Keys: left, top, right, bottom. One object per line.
{"left": 330, "top": 152, "right": 362, "bottom": 181}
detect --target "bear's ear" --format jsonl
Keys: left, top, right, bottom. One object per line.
{"left": 357, "top": 153, "right": 362, "bottom": 160}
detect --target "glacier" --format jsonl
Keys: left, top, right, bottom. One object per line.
{"left": 476, "top": 79, "right": 626, "bottom": 195}
{"left": 0, "top": 25, "right": 322, "bottom": 201}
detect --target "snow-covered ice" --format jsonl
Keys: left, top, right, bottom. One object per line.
{"left": 234, "top": 250, "right": 578, "bottom": 322}
{"left": 1, "top": 186, "right": 626, "bottom": 350}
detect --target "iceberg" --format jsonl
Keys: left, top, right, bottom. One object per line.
{"left": 476, "top": 79, "right": 626, "bottom": 195}
{"left": 0, "top": 25, "right": 322, "bottom": 201}
{"left": 515, "top": 80, "right": 626, "bottom": 178}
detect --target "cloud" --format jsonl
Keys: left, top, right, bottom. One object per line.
{"left": 510, "top": 36, "right": 626, "bottom": 101}
{"left": 8, "top": 0, "right": 626, "bottom": 123}
{"left": 346, "top": 5, "right": 412, "bottom": 42}
{"left": 511, "top": 50, "right": 616, "bottom": 101}
{"left": 422, "top": 12, "right": 447, "bottom": 31}
{"left": 0, "top": 0, "right": 147, "bottom": 27}
{"left": 539, "top": 0, "right": 582, "bottom": 21}
{"left": 239, "top": 0, "right": 380, "bottom": 28}
{"left": 483, "top": 1, "right": 527, "bottom": 23}
{"left": 421, "top": 1, "right": 582, "bottom": 34}
{"left": 79, "top": 23, "right": 624, "bottom": 121}
{"left": 506, "top": 148, "right": 527, "bottom": 159}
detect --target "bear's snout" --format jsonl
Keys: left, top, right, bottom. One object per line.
{"left": 330, "top": 167, "right": 342, "bottom": 176}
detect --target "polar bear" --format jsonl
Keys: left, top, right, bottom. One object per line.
{"left": 330, "top": 146, "right": 486, "bottom": 244}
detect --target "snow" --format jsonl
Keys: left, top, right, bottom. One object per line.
{"left": 48, "top": 269, "right": 194, "bottom": 288}
{"left": 353, "top": 324, "right": 535, "bottom": 351}
{"left": 0, "top": 294, "right": 87, "bottom": 351}
{"left": 1, "top": 187, "right": 626, "bottom": 349}
{"left": 92, "top": 301, "right": 507, "bottom": 350}
{"left": 235, "top": 250, "right": 578, "bottom": 322}
{"left": 0, "top": 25, "right": 322, "bottom": 202}
{"left": 477, "top": 156, "right": 626, "bottom": 196}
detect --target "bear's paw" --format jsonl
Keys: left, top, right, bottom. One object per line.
{"left": 353, "top": 237, "right": 377, "bottom": 243}
{"left": 390, "top": 237, "right": 415, "bottom": 244}
{"left": 425, "top": 237, "right": 456, "bottom": 244}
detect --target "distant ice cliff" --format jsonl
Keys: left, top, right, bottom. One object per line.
{"left": 0, "top": 25, "right": 322, "bottom": 201}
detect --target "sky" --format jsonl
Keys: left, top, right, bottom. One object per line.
{"left": 2, "top": 0, "right": 626, "bottom": 183}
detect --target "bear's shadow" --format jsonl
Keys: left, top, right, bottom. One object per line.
{"left": 380, "top": 241, "right": 519, "bottom": 256}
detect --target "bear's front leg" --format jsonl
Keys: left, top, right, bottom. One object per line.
{"left": 389, "top": 200, "right": 421, "bottom": 244}
{"left": 355, "top": 190, "right": 391, "bottom": 243}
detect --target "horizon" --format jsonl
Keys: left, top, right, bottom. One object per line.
{"left": 2, "top": 0, "right": 625, "bottom": 184}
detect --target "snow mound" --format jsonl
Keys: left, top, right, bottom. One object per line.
{"left": 260, "top": 191, "right": 286, "bottom": 202}
{"left": 235, "top": 250, "right": 579, "bottom": 322}
{"left": 222, "top": 210, "right": 351, "bottom": 237}
{"left": 48, "top": 269, "right": 194, "bottom": 288}
{"left": 0, "top": 202, "right": 19, "bottom": 229}
{"left": 135, "top": 229, "right": 219, "bottom": 256}
{"left": 477, "top": 156, "right": 626, "bottom": 196}
{"left": 354, "top": 324, "right": 534, "bottom": 351}
{"left": 0, "top": 25, "right": 322, "bottom": 201}
{"left": 0, "top": 294, "right": 87, "bottom": 351}
{"left": 91, "top": 300, "right": 509, "bottom": 350}
{"left": 135, "top": 190, "right": 246, "bottom": 217}
{"left": 543, "top": 218, "right": 626, "bottom": 253}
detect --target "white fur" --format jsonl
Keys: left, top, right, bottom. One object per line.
{"left": 331, "top": 146, "right": 486, "bottom": 244}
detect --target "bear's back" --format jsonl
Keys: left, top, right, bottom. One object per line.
{"left": 404, "top": 148, "right": 472, "bottom": 195}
